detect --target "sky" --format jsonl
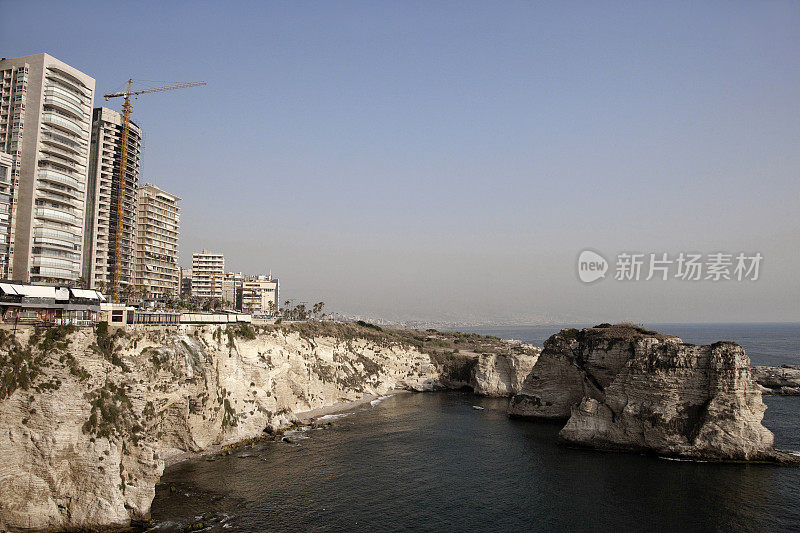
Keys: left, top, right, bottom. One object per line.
{"left": 2, "top": 1, "right": 799, "bottom": 324}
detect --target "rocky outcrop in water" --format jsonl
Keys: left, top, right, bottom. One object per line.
{"left": 508, "top": 325, "right": 677, "bottom": 419}
{"left": 752, "top": 365, "right": 800, "bottom": 396}
{"left": 470, "top": 345, "right": 541, "bottom": 397}
{"left": 510, "top": 324, "right": 797, "bottom": 463}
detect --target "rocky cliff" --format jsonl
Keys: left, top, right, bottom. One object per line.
{"left": 470, "top": 346, "right": 540, "bottom": 397}
{"left": 508, "top": 325, "right": 678, "bottom": 419}
{"left": 0, "top": 322, "right": 528, "bottom": 532}
{"left": 509, "top": 324, "right": 796, "bottom": 463}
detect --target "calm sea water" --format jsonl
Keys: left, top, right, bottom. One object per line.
{"left": 150, "top": 324, "right": 800, "bottom": 532}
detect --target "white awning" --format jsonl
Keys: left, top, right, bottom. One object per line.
{"left": 55, "top": 288, "right": 70, "bottom": 300}
{"left": 17, "top": 286, "right": 57, "bottom": 298}
{"left": 70, "top": 288, "right": 103, "bottom": 301}
{"left": 0, "top": 283, "right": 21, "bottom": 295}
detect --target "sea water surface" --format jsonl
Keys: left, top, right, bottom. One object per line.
{"left": 150, "top": 323, "right": 800, "bottom": 532}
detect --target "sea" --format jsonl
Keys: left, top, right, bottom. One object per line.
{"left": 149, "top": 323, "right": 800, "bottom": 532}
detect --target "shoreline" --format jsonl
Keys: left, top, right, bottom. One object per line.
{"left": 163, "top": 390, "right": 410, "bottom": 468}
{"left": 295, "top": 389, "right": 410, "bottom": 423}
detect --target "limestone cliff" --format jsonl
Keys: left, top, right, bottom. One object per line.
{"left": 508, "top": 325, "right": 677, "bottom": 419}
{"left": 470, "top": 345, "right": 541, "bottom": 397}
{"left": 0, "top": 322, "right": 466, "bottom": 532}
{"left": 508, "top": 324, "right": 796, "bottom": 462}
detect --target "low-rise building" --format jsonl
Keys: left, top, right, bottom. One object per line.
{"left": 239, "top": 274, "right": 279, "bottom": 315}
{"left": 0, "top": 283, "right": 105, "bottom": 325}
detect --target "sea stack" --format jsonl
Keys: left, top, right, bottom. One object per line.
{"left": 510, "top": 324, "right": 797, "bottom": 462}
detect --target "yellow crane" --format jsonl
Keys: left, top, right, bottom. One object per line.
{"left": 103, "top": 79, "right": 206, "bottom": 302}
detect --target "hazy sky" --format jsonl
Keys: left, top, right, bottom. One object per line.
{"left": 3, "top": 1, "right": 799, "bottom": 323}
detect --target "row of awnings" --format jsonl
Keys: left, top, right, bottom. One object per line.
{"left": 0, "top": 283, "right": 107, "bottom": 302}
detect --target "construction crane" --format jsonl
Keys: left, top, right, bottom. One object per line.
{"left": 103, "top": 79, "right": 206, "bottom": 302}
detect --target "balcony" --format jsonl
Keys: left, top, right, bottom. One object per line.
{"left": 37, "top": 191, "right": 83, "bottom": 211}
{"left": 43, "top": 95, "right": 86, "bottom": 119}
{"left": 37, "top": 169, "right": 84, "bottom": 191}
{"left": 43, "top": 86, "right": 86, "bottom": 108}
{"left": 41, "top": 131, "right": 86, "bottom": 154}
{"left": 30, "top": 255, "right": 77, "bottom": 269}
{"left": 40, "top": 143, "right": 84, "bottom": 165}
{"left": 37, "top": 181, "right": 83, "bottom": 201}
{"left": 35, "top": 207, "right": 79, "bottom": 225}
{"left": 41, "top": 113, "right": 88, "bottom": 137}
{"left": 44, "top": 70, "right": 91, "bottom": 99}
{"left": 33, "top": 227, "right": 80, "bottom": 242}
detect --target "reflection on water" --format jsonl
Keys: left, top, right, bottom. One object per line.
{"left": 150, "top": 392, "right": 800, "bottom": 533}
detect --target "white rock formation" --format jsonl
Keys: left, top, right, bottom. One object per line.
{"left": 470, "top": 348, "right": 540, "bottom": 397}
{"left": 0, "top": 324, "right": 443, "bottom": 531}
{"left": 506, "top": 324, "right": 796, "bottom": 462}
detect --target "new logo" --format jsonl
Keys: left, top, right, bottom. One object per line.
{"left": 577, "top": 250, "right": 608, "bottom": 283}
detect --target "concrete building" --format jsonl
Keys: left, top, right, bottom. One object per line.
{"left": 240, "top": 274, "right": 279, "bottom": 315}
{"left": 191, "top": 250, "right": 224, "bottom": 299}
{"left": 133, "top": 183, "right": 180, "bottom": 299}
{"left": 83, "top": 107, "right": 141, "bottom": 292}
{"left": 179, "top": 267, "right": 192, "bottom": 297}
{"left": 0, "top": 151, "right": 12, "bottom": 277}
{"left": 221, "top": 271, "right": 243, "bottom": 306}
{"left": 0, "top": 54, "right": 95, "bottom": 283}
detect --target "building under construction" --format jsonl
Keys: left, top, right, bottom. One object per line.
{"left": 83, "top": 107, "right": 141, "bottom": 292}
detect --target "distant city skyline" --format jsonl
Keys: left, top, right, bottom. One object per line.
{"left": 4, "top": 1, "right": 798, "bottom": 323}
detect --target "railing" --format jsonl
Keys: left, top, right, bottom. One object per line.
{"left": 54, "top": 318, "right": 95, "bottom": 327}
{"left": 40, "top": 143, "right": 84, "bottom": 164}
{"left": 43, "top": 86, "right": 86, "bottom": 108}
{"left": 41, "top": 131, "right": 86, "bottom": 152}
{"left": 37, "top": 169, "right": 84, "bottom": 191}
{"left": 41, "top": 113, "right": 88, "bottom": 137}
{"left": 43, "top": 95, "right": 85, "bottom": 118}
{"left": 35, "top": 207, "right": 79, "bottom": 224}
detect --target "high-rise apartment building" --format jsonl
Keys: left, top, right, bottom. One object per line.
{"left": 0, "top": 151, "right": 12, "bottom": 277}
{"left": 83, "top": 107, "right": 141, "bottom": 291}
{"left": 191, "top": 250, "right": 224, "bottom": 299}
{"left": 133, "top": 183, "right": 180, "bottom": 298}
{"left": 0, "top": 54, "right": 95, "bottom": 283}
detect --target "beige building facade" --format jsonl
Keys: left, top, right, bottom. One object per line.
{"left": 0, "top": 54, "right": 95, "bottom": 283}
{"left": 240, "top": 275, "right": 279, "bottom": 315}
{"left": 133, "top": 183, "right": 180, "bottom": 298}
{"left": 0, "top": 151, "right": 12, "bottom": 277}
{"left": 191, "top": 250, "right": 224, "bottom": 299}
